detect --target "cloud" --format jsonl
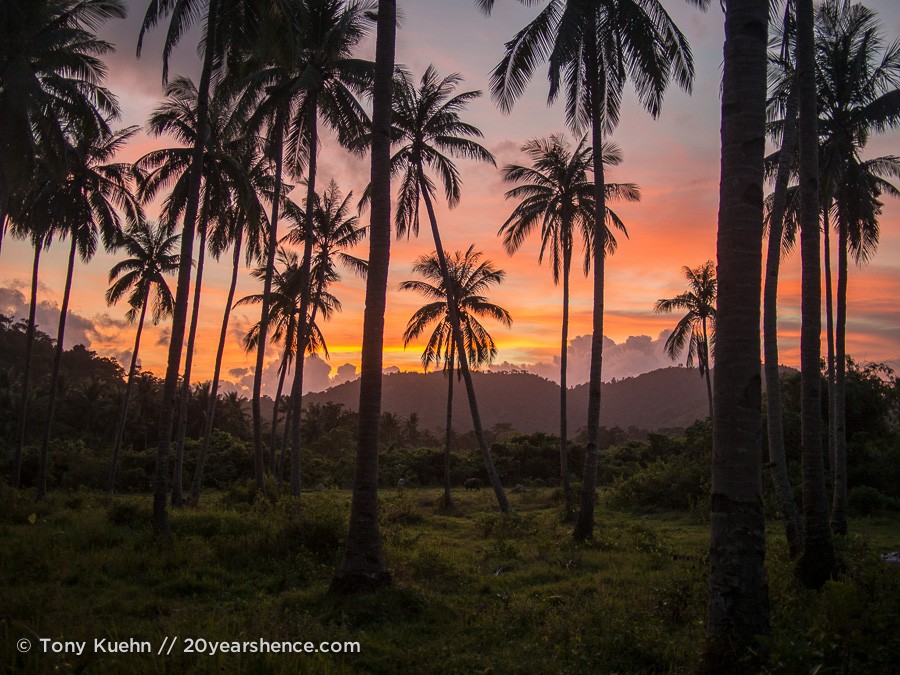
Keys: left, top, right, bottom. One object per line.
{"left": 489, "top": 331, "right": 678, "bottom": 385}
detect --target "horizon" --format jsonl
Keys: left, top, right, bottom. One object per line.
{"left": 1, "top": 0, "right": 898, "bottom": 396}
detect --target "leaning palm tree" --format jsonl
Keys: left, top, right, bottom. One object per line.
{"left": 500, "top": 134, "right": 637, "bottom": 514}
{"left": 654, "top": 261, "right": 717, "bottom": 421}
{"left": 401, "top": 247, "right": 512, "bottom": 509}
{"left": 33, "top": 123, "right": 143, "bottom": 500}
{"left": 483, "top": 0, "right": 699, "bottom": 541}
{"left": 332, "top": 0, "right": 395, "bottom": 593}
{"left": 383, "top": 65, "right": 510, "bottom": 512}
{"left": 106, "top": 220, "right": 179, "bottom": 493}
{"left": 814, "top": 0, "right": 900, "bottom": 537}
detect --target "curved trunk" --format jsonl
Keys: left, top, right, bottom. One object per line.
{"left": 108, "top": 286, "right": 150, "bottom": 494}
{"left": 13, "top": 237, "right": 42, "bottom": 487}
{"left": 830, "top": 213, "right": 848, "bottom": 535}
{"left": 823, "top": 207, "right": 835, "bottom": 474}
{"left": 795, "top": 0, "right": 835, "bottom": 589}
{"left": 191, "top": 224, "right": 243, "bottom": 503}
{"left": 573, "top": 30, "right": 606, "bottom": 542}
{"left": 172, "top": 208, "right": 209, "bottom": 507}
{"left": 559, "top": 241, "right": 572, "bottom": 515}
{"left": 153, "top": 0, "right": 218, "bottom": 535}
{"left": 269, "top": 311, "right": 296, "bottom": 474}
{"left": 762, "top": 80, "right": 803, "bottom": 558}
{"left": 704, "top": 0, "right": 770, "bottom": 665}
{"left": 289, "top": 98, "right": 319, "bottom": 498}
{"left": 251, "top": 116, "right": 285, "bottom": 494}
{"left": 419, "top": 182, "right": 510, "bottom": 513}
{"left": 37, "top": 234, "right": 78, "bottom": 501}
{"left": 332, "top": 0, "right": 395, "bottom": 592}
{"left": 443, "top": 340, "right": 455, "bottom": 509}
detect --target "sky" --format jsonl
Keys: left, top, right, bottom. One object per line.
{"left": 1, "top": 0, "right": 899, "bottom": 396}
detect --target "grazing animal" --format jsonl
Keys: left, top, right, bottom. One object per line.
{"left": 396, "top": 478, "right": 406, "bottom": 489}
{"left": 464, "top": 477, "right": 483, "bottom": 491}
{"left": 512, "top": 484, "right": 525, "bottom": 493}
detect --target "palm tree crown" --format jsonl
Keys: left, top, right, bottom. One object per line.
{"left": 654, "top": 260, "right": 717, "bottom": 377}
{"left": 401, "top": 246, "right": 512, "bottom": 372}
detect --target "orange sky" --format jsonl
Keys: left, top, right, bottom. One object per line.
{"left": 1, "top": 0, "right": 898, "bottom": 395}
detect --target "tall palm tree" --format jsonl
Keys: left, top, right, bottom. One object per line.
{"left": 283, "top": 179, "right": 367, "bottom": 495}
{"left": 137, "top": 0, "right": 252, "bottom": 533}
{"left": 242, "top": 0, "right": 373, "bottom": 494}
{"left": 763, "top": 1, "right": 804, "bottom": 560}
{"left": 33, "top": 123, "right": 142, "bottom": 500}
{"left": 0, "top": 0, "right": 123, "bottom": 250}
{"left": 106, "top": 220, "right": 179, "bottom": 493}
{"left": 794, "top": 0, "right": 836, "bottom": 590}
{"left": 484, "top": 0, "right": 698, "bottom": 540}
{"left": 814, "top": 0, "right": 900, "bottom": 537}
{"left": 499, "top": 134, "right": 637, "bottom": 514}
{"left": 384, "top": 65, "right": 509, "bottom": 512}
{"left": 401, "top": 247, "right": 512, "bottom": 510}
{"left": 654, "top": 261, "right": 717, "bottom": 420}
{"left": 704, "top": 0, "right": 770, "bottom": 663}
{"left": 332, "top": 0, "right": 394, "bottom": 593}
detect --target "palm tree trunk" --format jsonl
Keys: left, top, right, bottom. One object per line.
{"left": 443, "top": 340, "right": 455, "bottom": 509}
{"left": 172, "top": 207, "right": 209, "bottom": 507}
{"left": 152, "top": 0, "right": 218, "bottom": 535}
{"left": 191, "top": 224, "right": 243, "bottom": 503}
{"left": 419, "top": 182, "right": 510, "bottom": 513}
{"left": 269, "top": 311, "right": 296, "bottom": 474}
{"left": 251, "top": 115, "right": 285, "bottom": 494}
{"left": 830, "top": 212, "right": 848, "bottom": 535}
{"left": 332, "top": 0, "right": 395, "bottom": 593}
{"left": 702, "top": 319, "right": 714, "bottom": 421}
{"left": 763, "top": 77, "right": 803, "bottom": 558}
{"left": 795, "top": 0, "right": 836, "bottom": 589}
{"left": 108, "top": 286, "right": 150, "bottom": 494}
{"left": 823, "top": 207, "right": 836, "bottom": 474}
{"left": 37, "top": 234, "right": 78, "bottom": 501}
{"left": 704, "top": 0, "right": 770, "bottom": 665}
{"left": 573, "top": 30, "right": 606, "bottom": 542}
{"left": 13, "top": 236, "right": 42, "bottom": 487}
{"left": 289, "top": 99, "right": 319, "bottom": 498}
{"left": 560, "top": 241, "right": 573, "bottom": 516}
{"left": 0, "top": 208, "right": 6, "bottom": 259}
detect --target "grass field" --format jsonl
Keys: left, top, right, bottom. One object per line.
{"left": 2, "top": 485, "right": 898, "bottom": 673}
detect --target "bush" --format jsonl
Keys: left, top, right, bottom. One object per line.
{"left": 848, "top": 486, "right": 889, "bottom": 516}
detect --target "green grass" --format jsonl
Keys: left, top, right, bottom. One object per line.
{"left": 1, "top": 485, "right": 898, "bottom": 674}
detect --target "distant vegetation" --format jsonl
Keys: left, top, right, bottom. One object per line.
{"left": 3, "top": 314, "right": 897, "bottom": 517}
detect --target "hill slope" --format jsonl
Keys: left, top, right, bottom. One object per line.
{"left": 303, "top": 367, "right": 710, "bottom": 434}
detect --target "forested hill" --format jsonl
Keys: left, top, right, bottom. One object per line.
{"left": 303, "top": 367, "right": 711, "bottom": 434}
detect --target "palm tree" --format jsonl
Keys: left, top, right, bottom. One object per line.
{"left": 763, "top": 2, "right": 804, "bottom": 560}
{"left": 242, "top": 0, "right": 374, "bottom": 494}
{"left": 191, "top": 155, "right": 270, "bottom": 503}
{"left": 106, "top": 220, "right": 179, "bottom": 493}
{"left": 0, "top": 0, "right": 123, "bottom": 251}
{"left": 484, "top": 0, "right": 698, "bottom": 541}
{"left": 137, "top": 0, "right": 250, "bottom": 533}
{"left": 283, "top": 179, "right": 367, "bottom": 495}
{"left": 704, "top": 0, "right": 771, "bottom": 664}
{"left": 815, "top": 0, "right": 900, "bottom": 537}
{"left": 384, "top": 65, "right": 510, "bottom": 512}
{"left": 33, "top": 123, "right": 142, "bottom": 500}
{"left": 401, "top": 247, "right": 512, "bottom": 509}
{"left": 654, "top": 261, "right": 717, "bottom": 420}
{"left": 500, "top": 134, "right": 637, "bottom": 514}
{"left": 332, "top": 0, "right": 395, "bottom": 593}
{"left": 134, "top": 77, "right": 263, "bottom": 506}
